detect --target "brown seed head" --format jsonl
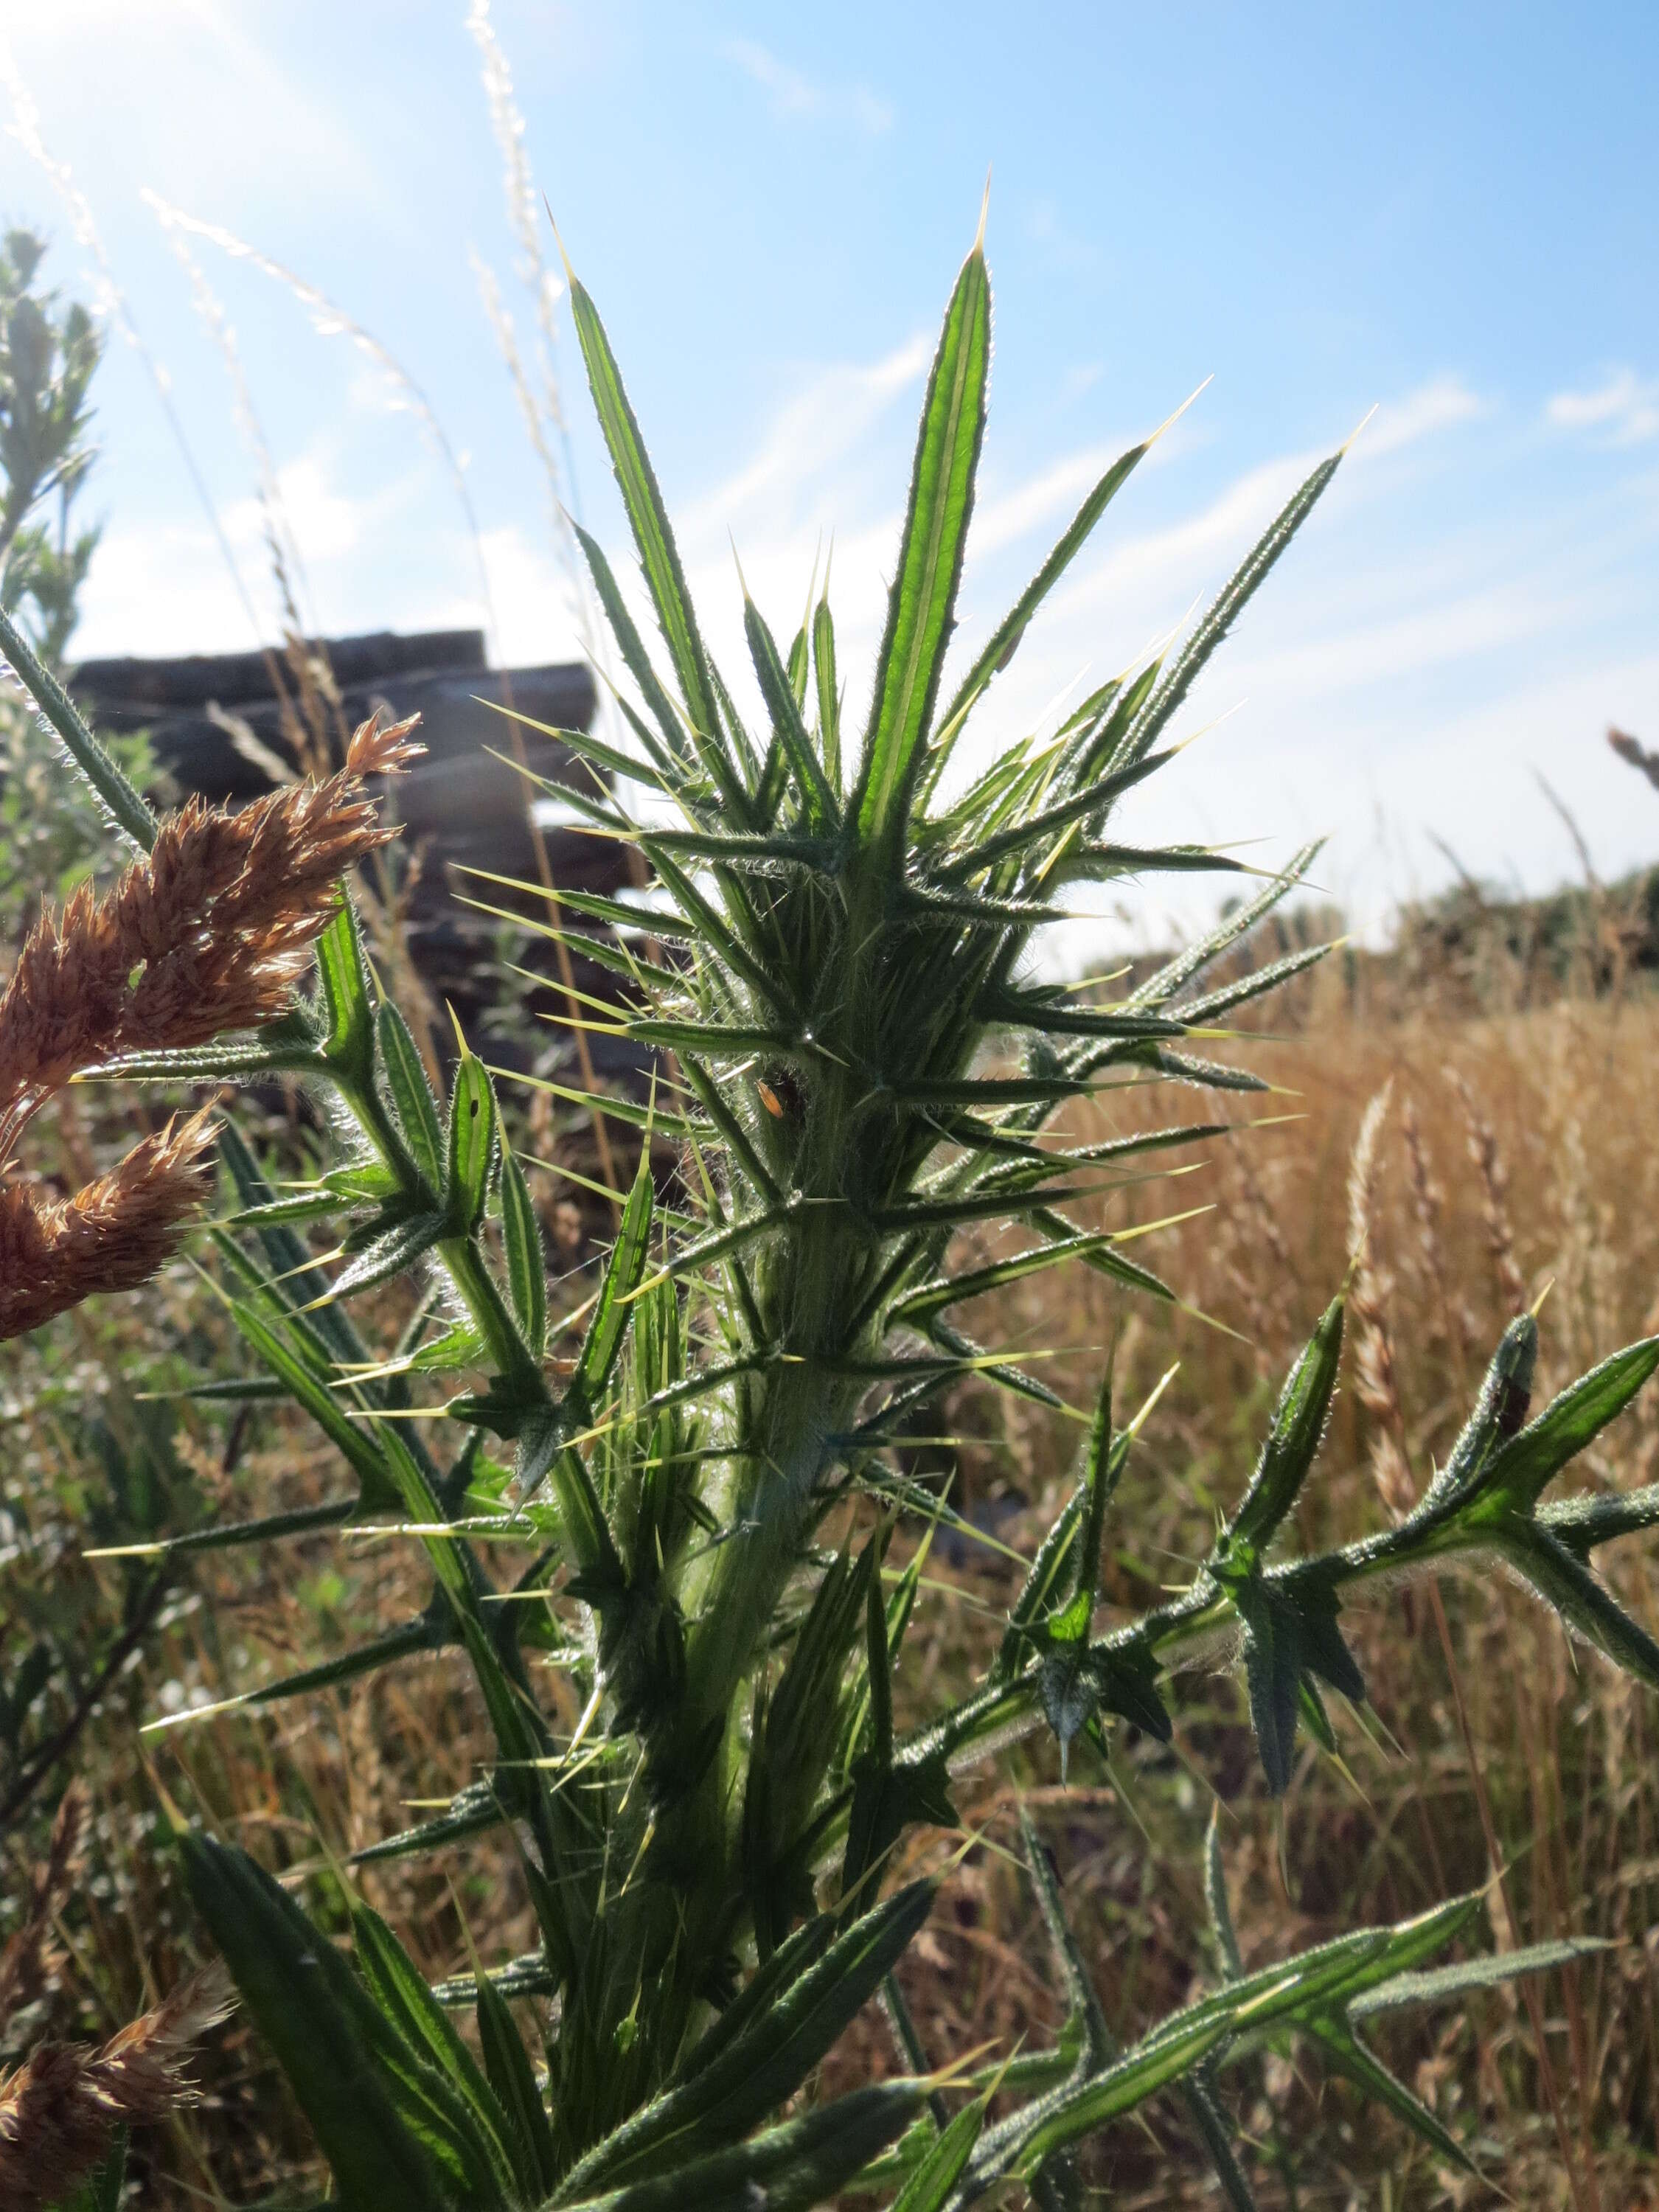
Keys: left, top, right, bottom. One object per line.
{"left": 0, "top": 1110, "right": 216, "bottom": 1343}
{"left": 0, "top": 711, "right": 422, "bottom": 1139}
{"left": 1347, "top": 1082, "right": 1416, "bottom": 1520}
{"left": 0, "top": 1964, "right": 233, "bottom": 2212}
{"left": 1448, "top": 1067, "right": 1527, "bottom": 1313}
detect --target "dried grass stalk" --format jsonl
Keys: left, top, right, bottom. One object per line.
{"left": 0, "top": 1964, "right": 233, "bottom": 2212}
{"left": 0, "top": 1785, "right": 84, "bottom": 2026}
{"left": 1400, "top": 1091, "right": 1473, "bottom": 1363}
{"left": 1448, "top": 1067, "right": 1528, "bottom": 1312}
{"left": 1347, "top": 1080, "right": 1416, "bottom": 1518}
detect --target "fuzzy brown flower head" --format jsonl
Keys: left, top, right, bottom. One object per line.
{"left": 0, "top": 710, "right": 422, "bottom": 1131}
{"left": 0, "top": 1964, "right": 233, "bottom": 2212}
{"left": 0, "top": 1108, "right": 215, "bottom": 1342}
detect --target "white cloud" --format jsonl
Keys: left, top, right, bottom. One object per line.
{"left": 1546, "top": 368, "right": 1659, "bottom": 446}
{"left": 1026, "top": 198, "right": 1102, "bottom": 274}
{"left": 1354, "top": 375, "right": 1485, "bottom": 460}
{"left": 684, "top": 335, "right": 930, "bottom": 538}
{"left": 972, "top": 445, "right": 1126, "bottom": 561}
{"left": 722, "top": 38, "right": 894, "bottom": 136}
{"left": 72, "top": 442, "right": 494, "bottom": 662}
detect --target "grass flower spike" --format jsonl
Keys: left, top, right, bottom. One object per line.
{"left": 0, "top": 1107, "right": 215, "bottom": 1340}
{"left": 0, "top": 1965, "right": 234, "bottom": 2212}
{"left": 0, "top": 703, "right": 420, "bottom": 1340}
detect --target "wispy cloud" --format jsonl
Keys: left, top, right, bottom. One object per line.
{"left": 684, "top": 335, "right": 929, "bottom": 538}
{"left": 1355, "top": 375, "right": 1485, "bottom": 460}
{"left": 1026, "top": 198, "right": 1102, "bottom": 274}
{"left": 74, "top": 444, "right": 487, "bottom": 663}
{"left": 1546, "top": 367, "right": 1659, "bottom": 445}
{"left": 722, "top": 38, "right": 893, "bottom": 136}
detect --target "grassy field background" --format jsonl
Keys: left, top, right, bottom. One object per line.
{"left": 5, "top": 897, "right": 1659, "bottom": 2209}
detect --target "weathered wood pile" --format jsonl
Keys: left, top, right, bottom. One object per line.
{"left": 70, "top": 628, "right": 640, "bottom": 1081}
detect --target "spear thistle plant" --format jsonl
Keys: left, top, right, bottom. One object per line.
{"left": 7, "top": 207, "right": 1659, "bottom": 2208}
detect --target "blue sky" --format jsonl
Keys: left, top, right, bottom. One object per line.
{"left": 3, "top": 1, "right": 1658, "bottom": 939}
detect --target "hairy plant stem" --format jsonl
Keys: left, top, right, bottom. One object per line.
{"left": 554, "top": 859, "right": 979, "bottom": 2132}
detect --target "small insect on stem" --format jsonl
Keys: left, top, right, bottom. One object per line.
{"left": 757, "top": 1066, "right": 807, "bottom": 1121}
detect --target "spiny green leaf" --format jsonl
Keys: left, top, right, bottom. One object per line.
{"left": 445, "top": 1052, "right": 498, "bottom": 1234}
{"left": 482, "top": 695, "right": 681, "bottom": 799}
{"left": 1018, "top": 1805, "right": 1110, "bottom": 2066}
{"left": 325, "top": 1211, "right": 445, "bottom": 1304}
{"left": 178, "top": 1835, "right": 452, "bottom": 2212}
{"left": 1175, "top": 939, "right": 1332, "bottom": 1023}
{"left": 1046, "top": 1377, "right": 1118, "bottom": 1645}
{"left": 1310, "top": 2011, "right": 1475, "bottom": 2173}
{"left": 227, "top": 1301, "right": 396, "bottom": 1512}
{"left": 1228, "top": 1298, "right": 1344, "bottom": 1551}
{"left": 813, "top": 592, "right": 841, "bottom": 793}
{"left": 1352, "top": 1935, "right": 1609, "bottom": 2019}
{"left": 888, "top": 2093, "right": 986, "bottom": 2212}
{"left": 1234, "top": 1579, "right": 1305, "bottom": 1795}
{"left": 1491, "top": 1522, "right": 1659, "bottom": 1688}
{"left": 574, "top": 1149, "right": 654, "bottom": 1405}
{"left": 743, "top": 588, "right": 838, "bottom": 827}
{"left": 1540, "top": 1481, "right": 1659, "bottom": 1559}
{"left": 558, "top": 1884, "right": 933, "bottom": 2195}
{"left": 978, "top": 987, "right": 1186, "bottom": 1043}
{"left": 940, "top": 745, "right": 1176, "bottom": 880}
{"left": 350, "top": 1779, "right": 509, "bottom": 1867}
{"left": 1, "top": 599, "right": 158, "bottom": 850}
{"left": 1110, "top": 1046, "right": 1270, "bottom": 1094}
{"left": 1181, "top": 2071, "right": 1260, "bottom": 2212}
{"left": 1127, "top": 839, "right": 1323, "bottom": 1009}
{"left": 1123, "top": 450, "right": 1343, "bottom": 765}
{"left": 316, "top": 900, "right": 375, "bottom": 1076}
{"left": 467, "top": 874, "right": 696, "bottom": 941}
{"left": 223, "top": 1189, "right": 343, "bottom": 1230}
{"left": 995, "top": 1488, "right": 1087, "bottom": 1685}
{"left": 1467, "top": 1335, "right": 1659, "bottom": 1516}
{"left": 91, "top": 1034, "right": 330, "bottom": 1083}
{"left": 499, "top": 1141, "right": 549, "bottom": 1359}
{"left": 641, "top": 824, "right": 835, "bottom": 871}
{"left": 350, "top": 1902, "right": 520, "bottom": 2202}
{"left": 623, "top": 1016, "right": 804, "bottom": 1058}
{"left": 971, "top": 1898, "right": 1478, "bottom": 2188}
{"left": 1051, "top": 841, "right": 1251, "bottom": 886}
{"left": 566, "top": 274, "right": 748, "bottom": 813}
{"left": 552, "top": 2084, "right": 927, "bottom": 2212}
{"left": 476, "top": 1971, "right": 560, "bottom": 2197}
{"left": 936, "top": 434, "right": 1151, "bottom": 745}
{"left": 569, "top": 517, "right": 694, "bottom": 776}
{"left": 1423, "top": 1313, "right": 1538, "bottom": 1512}
{"left": 853, "top": 227, "right": 991, "bottom": 846}
{"left": 893, "top": 1232, "right": 1130, "bottom": 1326}
{"left": 239, "top": 1613, "right": 446, "bottom": 1709}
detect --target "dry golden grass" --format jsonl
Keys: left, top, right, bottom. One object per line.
{"left": 817, "top": 975, "right": 1659, "bottom": 2208}
{"left": 7, "top": 961, "right": 1659, "bottom": 2206}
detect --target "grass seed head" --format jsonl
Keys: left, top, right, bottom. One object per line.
{"left": 0, "top": 1964, "right": 234, "bottom": 2212}
{"left": 0, "top": 711, "right": 421, "bottom": 1138}
{"left": 0, "top": 1107, "right": 217, "bottom": 1341}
